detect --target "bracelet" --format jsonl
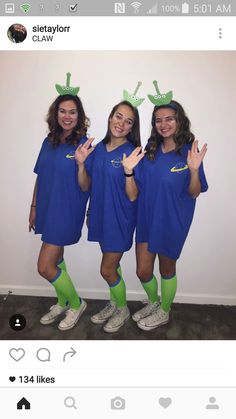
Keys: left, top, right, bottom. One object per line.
{"left": 31, "top": 205, "right": 36, "bottom": 207}
{"left": 124, "top": 171, "right": 134, "bottom": 177}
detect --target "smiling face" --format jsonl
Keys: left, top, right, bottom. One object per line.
{"left": 154, "top": 107, "right": 177, "bottom": 140}
{"left": 109, "top": 104, "right": 135, "bottom": 141}
{"left": 57, "top": 100, "right": 78, "bottom": 136}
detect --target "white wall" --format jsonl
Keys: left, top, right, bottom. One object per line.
{"left": 0, "top": 51, "right": 235, "bottom": 305}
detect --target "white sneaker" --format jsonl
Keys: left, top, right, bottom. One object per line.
{"left": 40, "top": 303, "right": 69, "bottom": 325}
{"left": 137, "top": 308, "right": 169, "bottom": 331}
{"left": 58, "top": 299, "right": 87, "bottom": 331}
{"left": 132, "top": 300, "right": 160, "bottom": 322}
{"left": 103, "top": 306, "right": 130, "bottom": 333}
{"left": 91, "top": 301, "right": 117, "bottom": 324}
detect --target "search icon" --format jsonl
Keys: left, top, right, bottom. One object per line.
{"left": 64, "top": 396, "right": 77, "bottom": 409}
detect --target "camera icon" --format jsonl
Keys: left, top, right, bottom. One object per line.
{"left": 111, "top": 396, "right": 126, "bottom": 410}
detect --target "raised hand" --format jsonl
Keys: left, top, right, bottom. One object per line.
{"left": 122, "top": 146, "right": 146, "bottom": 174}
{"left": 75, "top": 137, "right": 95, "bottom": 165}
{"left": 187, "top": 140, "right": 207, "bottom": 172}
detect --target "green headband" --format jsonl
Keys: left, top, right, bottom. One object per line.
{"left": 123, "top": 81, "right": 145, "bottom": 107}
{"left": 55, "top": 72, "right": 80, "bottom": 96}
{"left": 148, "top": 80, "right": 173, "bottom": 106}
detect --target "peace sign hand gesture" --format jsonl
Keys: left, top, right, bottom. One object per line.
{"left": 187, "top": 140, "right": 207, "bottom": 172}
{"left": 75, "top": 137, "right": 95, "bottom": 165}
{"left": 122, "top": 146, "right": 146, "bottom": 174}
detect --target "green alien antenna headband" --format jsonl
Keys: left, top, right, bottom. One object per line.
{"left": 123, "top": 81, "right": 145, "bottom": 107}
{"left": 148, "top": 80, "right": 173, "bottom": 106}
{"left": 55, "top": 72, "right": 80, "bottom": 96}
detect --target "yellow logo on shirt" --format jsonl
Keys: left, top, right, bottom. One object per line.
{"left": 66, "top": 152, "right": 75, "bottom": 159}
{"left": 111, "top": 157, "right": 122, "bottom": 168}
{"left": 170, "top": 163, "right": 188, "bottom": 173}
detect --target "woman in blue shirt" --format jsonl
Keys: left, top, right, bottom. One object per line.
{"left": 29, "top": 93, "right": 90, "bottom": 331}
{"left": 76, "top": 100, "right": 145, "bottom": 333}
{"left": 130, "top": 99, "right": 208, "bottom": 330}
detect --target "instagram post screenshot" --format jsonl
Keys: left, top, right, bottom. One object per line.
{"left": 0, "top": 0, "right": 236, "bottom": 417}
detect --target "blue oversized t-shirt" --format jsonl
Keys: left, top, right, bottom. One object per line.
{"left": 34, "top": 137, "right": 89, "bottom": 246}
{"left": 87, "top": 141, "right": 137, "bottom": 252}
{"left": 136, "top": 143, "right": 208, "bottom": 259}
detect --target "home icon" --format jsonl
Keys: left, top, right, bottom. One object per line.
{"left": 17, "top": 397, "right": 31, "bottom": 410}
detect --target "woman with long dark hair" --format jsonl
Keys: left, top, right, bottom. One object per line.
{"left": 125, "top": 84, "right": 208, "bottom": 330}
{"left": 76, "top": 99, "right": 145, "bottom": 333}
{"left": 29, "top": 77, "right": 91, "bottom": 331}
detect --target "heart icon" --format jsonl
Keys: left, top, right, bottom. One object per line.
{"left": 9, "top": 348, "right": 25, "bottom": 362}
{"left": 159, "top": 397, "right": 172, "bottom": 409}
{"left": 9, "top": 376, "right": 16, "bottom": 382}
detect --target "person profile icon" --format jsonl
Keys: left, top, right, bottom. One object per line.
{"left": 9, "top": 314, "right": 26, "bottom": 331}
{"left": 15, "top": 318, "right": 21, "bottom": 327}
{"left": 205, "top": 396, "right": 219, "bottom": 409}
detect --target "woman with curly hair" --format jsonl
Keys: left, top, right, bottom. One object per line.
{"left": 29, "top": 92, "right": 91, "bottom": 331}
{"left": 127, "top": 97, "right": 208, "bottom": 330}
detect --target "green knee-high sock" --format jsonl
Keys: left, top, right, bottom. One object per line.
{"left": 52, "top": 269, "right": 81, "bottom": 310}
{"left": 141, "top": 275, "right": 159, "bottom": 304}
{"left": 109, "top": 276, "right": 126, "bottom": 308}
{"left": 55, "top": 259, "right": 68, "bottom": 307}
{"left": 161, "top": 274, "right": 177, "bottom": 313}
{"left": 110, "top": 265, "right": 123, "bottom": 304}
{"left": 58, "top": 259, "right": 67, "bottom": 272}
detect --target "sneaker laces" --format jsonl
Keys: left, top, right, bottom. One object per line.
{"left": 49, "top": 304, "right": 65, "bottom": 315}
{"left": 108, "top": 307, "right": 128, "bottom": 327}
{"left": 64, "top": 308, "right": 77, "bottom": 322}
{"left": 139, "top": 301, "right": 160, "bottom": 315}
{"left": 145, "top": 308, "right": 167, "bottom": 324}
{"left": 100, "top": 301, "right": 116, "bottom": 315}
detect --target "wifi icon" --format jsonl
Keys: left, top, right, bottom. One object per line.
{"left": 131, "top": 2, "right": 142, "bottom": 13}
{"left": 20, "top": 3, "right": 31, "bottom": 13}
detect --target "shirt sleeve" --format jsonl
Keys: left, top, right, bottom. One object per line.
{"left": 134, "top": 158, "right": 144, "bottom": 191}
{"left": 84, "top": 149, "right": 95, "bottom": 177}
{"left": 34, "top": 138, "right": 47, "bottom": 174}
{"left": 199, "top": 162, "right": 208, "bottom": 192}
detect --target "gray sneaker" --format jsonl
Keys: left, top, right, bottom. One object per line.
{"left": 103, "top": 306, "right": 130, "bottom": 333}
{"left": 91, "top": 301, "right": 117, "bottom": 324}
{"left": 132, "top": 300, "right": 160, "bottom": 322}
{"left": 58, "top": 299, "right": 87, "bottom": 331}
{"left": 137, "top": 308, "right": 169, "bottom": 331}
{"left": 40, "top": 303, "right": 69, "bottom": 325}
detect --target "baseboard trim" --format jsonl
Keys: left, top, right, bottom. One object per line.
{"left": 0, "top": 285, "right": 235, "bottom": 306}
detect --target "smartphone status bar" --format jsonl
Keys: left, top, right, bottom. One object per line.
{"left": 0, "top": 0, "right": 234, "bottom": 17}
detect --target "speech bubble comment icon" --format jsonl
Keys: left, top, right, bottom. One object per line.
{"left": 36, "top": 348, "right": 51, "bottom": 362}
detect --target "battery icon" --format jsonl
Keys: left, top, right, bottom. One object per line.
{"left": 182, "top": 2, "right": 189, "bottom": 14}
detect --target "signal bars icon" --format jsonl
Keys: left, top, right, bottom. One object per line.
{"left": 131, "top": 2, "right": 142, "bottom": 13}
{"left": 147, "top": 3, "right": 158, "bottom": 14}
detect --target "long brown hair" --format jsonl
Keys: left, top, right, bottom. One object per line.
{"left": 146, "top": 100, "right": 195, "bottom": 160}
{"left": 46, "top": 94, "right": 90, "bottom": 147}
{"left": 103, "top": 100, "right": 141, "bottom": 147}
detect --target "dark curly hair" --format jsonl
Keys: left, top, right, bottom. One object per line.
{"left": 146, "top": 100, "right": 195, "bottom": 160}
{"left": 103, "top": 100, "right": 141, "bottom": 147}
{"left": 46, "top": 94, "right": 90, "bottom": 147}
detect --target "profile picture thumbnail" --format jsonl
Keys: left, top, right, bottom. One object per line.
{"left": 7, "top": 23, "right": 27, "bottom": 43}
